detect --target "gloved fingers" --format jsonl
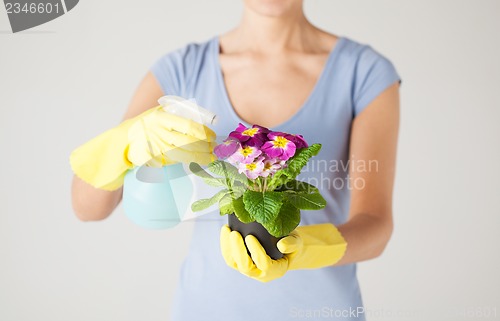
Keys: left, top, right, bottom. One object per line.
{"left": 128, "top": 137, "right": 215, "bottom": 167}
{"left": 244, "top": 235, "right": 275, "bottom": 271}
{"left": 229, "top": 231, "right": 259, "bottom": 276}
{"left": 144, "top": 125, "right": 217, "bottom": 153}
{"left": 221, "top": 230, "right": 289, "bottom": 283}
{"left": 152, "top": 111, "right": 217, "bottom": 142}
{"left": 220, "top": 225, "right": 237, "bottom": 270}
{"left": 128, "top": 117, "right": 215, "bottom": 154}
{"left": 148, "top": 132, "right": 216, "bottom": 163}
{"left": 126, "top": 139, "right": 167, "bottom": 167}
{"left": 246, "top": 235, "right": 290, "bottom": 279}
{"left": 277, "top": 230, "right": 303, "bottom": 254}
{"left": 127, "top": 107, "right": 217, "bottom": 167}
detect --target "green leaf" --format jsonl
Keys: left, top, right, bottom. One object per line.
{"left": 190, "top": 189, "right": 228, "bottom": 212}
{"left": 284, "top": 191, "right": 326, "bottom": 210}
{"left": 232, "top": 196, "right": 254, "bottom": 223}
{"left": 267, "top": 144, "right": 322, "bottom": 189}
{"left": 204, "top": 177, "right": 233, "bottom": 187}
{"left": 190, "top": 161, "right": 250, "bottom": 214}
{"left": 189, "top": 162, "right": 213, "bottom": 178}
{"left": 262, "top": 201, "right": 301, "bottom": 238}
{"left": 229, "top": 181, "right": 247, "bottom": 199}
{"left": 243, "top": 190, "right": 283, "bottom": 225}
{"left": 274, "top": 179, "right": 326, "bottom": 210}
{"left": 286, "top": 143, "right": 322, "bottom": 174}
{"left": 219, "top": 194, "right": 235, "bottom": 215}
{"left": 188, "top": 162, "right": 227, "bottom": 187}
{"left": 207, "top": 160, "right": 249, "bottom": 186}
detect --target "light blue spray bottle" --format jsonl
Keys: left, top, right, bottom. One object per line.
{"left": 122, "top": 96, "right": 218, "bottom": 229}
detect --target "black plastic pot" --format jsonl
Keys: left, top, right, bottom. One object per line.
{"left": 227, "top": 213, "right": 284, "bottom": 260}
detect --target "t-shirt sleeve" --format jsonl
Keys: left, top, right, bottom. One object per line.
{"left": 352, "top": 45, "right": 402, "bottom": 116}
{"left": 149, "top": 49, "right": 184, "bottom": 96}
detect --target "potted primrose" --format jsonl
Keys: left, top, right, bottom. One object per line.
{"left": 189, "top": 123, "right": 326, "bottom": 259}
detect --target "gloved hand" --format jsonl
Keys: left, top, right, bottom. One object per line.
{"left": 70, "top": 104, "right": 216, "bottom": 191}
{"left": 220, "top": 223, "right": 347, "bottom": 283}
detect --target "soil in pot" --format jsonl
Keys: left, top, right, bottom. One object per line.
{"left": 228, "top": 213, "right": 284, "bottom": 260}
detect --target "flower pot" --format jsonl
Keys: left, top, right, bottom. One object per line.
{"left": 228, "top": 213, "right": 284, "bottom": 260}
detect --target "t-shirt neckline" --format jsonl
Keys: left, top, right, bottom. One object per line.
{"left": 211, "top": 35, "right": 347, "bottom": 131}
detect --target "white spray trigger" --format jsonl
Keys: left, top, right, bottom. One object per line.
{"left": 158, "top": 95, "right": 218, "bottom": 125}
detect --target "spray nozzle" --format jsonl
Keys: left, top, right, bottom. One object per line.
{"left": 158, "top": 95, "right": 218, "bottom": 125}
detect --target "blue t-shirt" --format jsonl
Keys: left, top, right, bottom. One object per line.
{"left": 150, "top": 35, "right": 402, "bottom": 321}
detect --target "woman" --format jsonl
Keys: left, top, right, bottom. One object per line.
{"left": 71, "top": 0, "right": 401, "bottom": 320}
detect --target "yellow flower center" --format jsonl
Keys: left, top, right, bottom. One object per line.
{"left": 264, "top": 162, "right": 272, "bottom": 170}
{"left": 240, "top": 146, "right": 254, "bottom": 156}
{"left": 272, "top": 136, "right": 289, "bottom": 148}
{"left": 242, "top": 128, "right": 259, "bottom": 137}
{"left": 246, "top": 163, "right": 257, "bottom": 171}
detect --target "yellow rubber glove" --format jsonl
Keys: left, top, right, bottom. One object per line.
{"left": 70, "top": 105, "right": 216, "bottom": 191}
{"left": 220, "top": 223, "right": 347, "bottom": 283}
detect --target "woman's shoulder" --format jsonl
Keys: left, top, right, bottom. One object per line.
{"left": 339, "top": 36, "right": 397, "bottom": 68}
{"left": 339, "top": 36, "right": 401, "bottom": 115}
{"left": 154, "top": 37, "right": 215, "bottom": 66}
{"left": 149, "top": 37, "right": 216, "bottom": 95}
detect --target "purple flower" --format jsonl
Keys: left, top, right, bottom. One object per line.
{"left": 253, "top": 124, "right": 270, "bottom": 135}
{"left": 228, "top": 145, "right": 262, "bottom": 164}
{"left": 238, "top": 156, "right": 265, "bottom": 179}
{"left": 229, "top": 123, "right": 269, "bottom": 147}
{"left": 284, "top": 134, "right": 308, "bottom": 149}
{"left": 261, "top": 132, "right": 296, "bottom": 161}
{"left": 214, "top": 138, "right": 241, "bottom": 159}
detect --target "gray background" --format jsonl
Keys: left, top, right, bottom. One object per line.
{"left": 1, "top": 0, "right": 499, "bottom": 320}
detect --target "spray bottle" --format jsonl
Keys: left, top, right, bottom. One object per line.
{"left": 122, "top": 96, "right": 219, "bottom": 229}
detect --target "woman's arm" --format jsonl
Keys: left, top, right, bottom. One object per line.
{"left": 71, "top": 72, "right": 164, "bottom": 221}
{"left": 336, "top": 81, "right": 400, "bottom": 264}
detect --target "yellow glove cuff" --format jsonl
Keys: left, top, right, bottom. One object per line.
{"left": 70, "top": 121, "right": 133, "bottom": 191}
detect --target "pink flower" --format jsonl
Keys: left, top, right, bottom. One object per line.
{"left": 261, "top": 132, "right": 296, "bottom": 161}
{"left": 228, "top": 145, "right": 262, "bottom": 164}
{"left": 229, "top": 123, "right": 269, "bottom": 147}
{"left": 214, "top": 138, "right": 241, "bottom": 159}
{"left": 260, "top": 158, "right": 285, "bottom": 177}
{"left": 238, "top": 156, "right": 265, "bottom": 179}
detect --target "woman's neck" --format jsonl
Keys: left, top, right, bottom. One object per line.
{"left": 224, "top": 7, "right": 323, "bottom": 54}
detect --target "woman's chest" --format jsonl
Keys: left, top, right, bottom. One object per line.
{"left": 218, "top": 54, "right": 329, "bottom": 128}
